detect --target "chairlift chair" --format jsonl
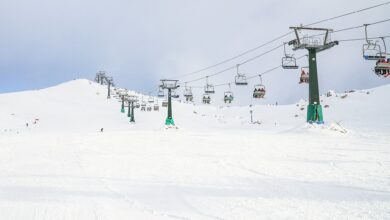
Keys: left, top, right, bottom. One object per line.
{"left": 158, "top": 91, "right": 165, "bottom": 98}
{"left": 374, "top": 58, "right": 390, "bottom": 77}
{"left": 147, "top": 105, "right": 152, "bottom": 112}
{"left": 299, "top": 67, "right": 309, "bottom": 84}
{"left": 224, "top": 92, "right": 234, "bottom": 103}
{"left": 202, "top": 94, "right": 211, "bottom": 104}
{"left": 204, "top": 76, "right": 215, "bottom": 94}
{"left": 282, "top": 43, "right": 299, "bottom": 69}
{"left": 253, "top": 75, "right": 266, "bottom": 99}
{"left": 184, "top": 92, "right": 194, "bottom": 102}
{"left": 184, "top": 89, "right": 194, "bottom": 102}
{"left": 162, "top": 98, "right": 168, "bottom": 107}
{"left": 204, "top": 84, "right": 215, "bottom": 94}
{"left": 153, "top": 99, "right": 160, "bottom": 111}
{"left": 148, "top": 96, "right": 154, "bottom": 103}
{"left": 157, "top": 86, "right": 165, "bottom": 98}
{"left": 183, "top": 84, "right": 194, "bottom": 102}
{"left": 282, "top": 56, "right": 299, "bottom": 69}
{"left": 253, "top": 85, "right": 266, "bottom": 99}
{"left": 235, "top": 64, "right": 248, "bottom": 86}
{"left": 223, "top": 83, "right": 234, "bottom": 103}
{"left": 362, "top": 25, "right": 386, "bottom": 60}
{"left": 171, "top": 91, "right": 180, "bottom": 99}
{"left": 141, "top": 99, "right": 146, "bottom": 111}
{"left": 363, "top": 43, "right": 386, "bottom": 60}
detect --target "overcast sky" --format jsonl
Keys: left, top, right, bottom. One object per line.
{"left": 0, "top": 0, "right": 389, "bottom": 105}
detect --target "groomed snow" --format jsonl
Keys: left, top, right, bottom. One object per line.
{"left": 0, "top": 79, "right": 389, "bottom": 219}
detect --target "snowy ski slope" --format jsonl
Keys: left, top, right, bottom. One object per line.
{"left": 0, "top": 79, "right": 389, "bottom": 219}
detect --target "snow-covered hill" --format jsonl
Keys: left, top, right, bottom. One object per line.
{"left": 0, "top": 79, "right": 389, "bottom": 219}
{"left": 1, "top": 79, "right": 389, "bottom": 134}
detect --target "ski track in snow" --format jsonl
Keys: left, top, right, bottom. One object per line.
{"left": 0, "top": 79, "right": 389, "bottom": 219}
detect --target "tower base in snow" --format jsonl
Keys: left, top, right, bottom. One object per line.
{"left": 307, "top": 104, "right": 324, "bottom": 124}
{"left": 165, "top": 117, "right": 175, "bottom": 126}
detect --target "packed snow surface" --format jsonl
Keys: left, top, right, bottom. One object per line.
{"left": 0, "top": 79, "right": 389, "bottom": 219}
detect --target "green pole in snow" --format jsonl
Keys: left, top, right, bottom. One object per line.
{"left": 107, "top": 80, "right": 111, "bottom": 99}
{"left": 307, "top": 49, "right": 323, "bottom": 124}
{"left": 127, "top": 101, "right": 131, "bottom": 118}
{"left": 130, "top": 102, "right": 135, "bottom": 123}
{"left": 121, "top": 95, "right": 125, "bottom": 113}
{"left": 165, "top": 88, "right": 175, "bottom": 126}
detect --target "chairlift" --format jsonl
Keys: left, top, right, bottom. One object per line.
{"left": 147, "top": 105, "right": 152, "bottom": 112}
{"left": 162, "top": 97, "right": 168, "bottom": 107}
{"left": 204, "top": 76, "right": 215, "bottom": 94}
{"left": 183, "top": 83, "right": 194, "bottom": 102}
{"left": 282, "top": 43, "right": 299, "bottom": 69}
{"left": 374, "top": 58, "right": 390, "bottom": 77}
{"left": 171, "top": 90, "right": 180, "bottom": 98}
{"left": 153, "top": 99, "right": 160, "bottom": 111}
{"left": 299, "top": 67, "right": 309, "bottom": 84}
{"left": 202, "top": 94, "right": 211, "bottom": 104}
{"left": 140, "top": 97, "right": 147, "bottom": 107}
{"left": 223, "top": 83, "right": 234, "bottom": 104}
{"left": 148, "top": 96, "right": 154, "bottom": 103}
{"left": 235, "top": 64, "right": 248, "bottom": 86}
{"left": 363, "top": 25, "right": 386, "bottom": 60}
{"left": 157, "top": 86, "right": 165, "bottom": 98}
{"left": 253, "top": 75, "right": 266, "bottom": 99}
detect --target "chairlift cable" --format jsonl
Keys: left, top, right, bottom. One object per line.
{"left": 150, "top": 22, "right": 390, "bottom": 95}
{"left": 181, "top": 20, "right": 390, "bottom": 87}
{"left": 165, "top": 2, "right": 390, "bottom": 79}
{"left": 182, "top": 35, "right": 389, "bottom": 90}
{"left": 181, "top": 44, "right": 284, "bottom": 85}
{"left": 338, "top": 35, "right": 390, "bottom": 42}
{"left": 304, "top": 1, "right": 390, "bottom": 27}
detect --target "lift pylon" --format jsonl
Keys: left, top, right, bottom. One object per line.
{"left": 289, "top": 26, "right": 338, "bottom": 124}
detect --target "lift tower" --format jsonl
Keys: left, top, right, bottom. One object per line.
{"left": 160, "top": 79, "right": 179, "bottom": 126}
{"left": 107, "top": 77, "right": 113, "bottom": 99}
{"left": 127, "top": 95, "right": 138, "bottom": 123}
{"left": 119, "top": 90, "right": 127, "bottom": 113}
{"left": 289, "top": 26, "right": 338, "bottom": 124}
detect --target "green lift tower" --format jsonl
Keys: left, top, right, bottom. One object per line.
{"left": 128, "top": 95, "right": 138, "bottom": 123}
{"left": 289, "top": 26, "right": 338, "bottom": 124}
{"left": 119, "top": 90, "right": 127, "bottom": 113}
{"left": 160, "top": 79, "right": 179, "bottom": 126}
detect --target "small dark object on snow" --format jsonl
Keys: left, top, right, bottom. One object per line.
{"left": 100, "top": 128, "right": 104, "bottom": 132}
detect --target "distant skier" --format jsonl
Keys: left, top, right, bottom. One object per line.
{"left": 26, "top": 123, "right": 29, "bottom": 127}
{"left": 100, "top": 128, "right": 104, "bottom": 132}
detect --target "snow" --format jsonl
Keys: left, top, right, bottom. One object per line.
{"left": 0, "top": 79, "right": 389, "bottom": 219}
